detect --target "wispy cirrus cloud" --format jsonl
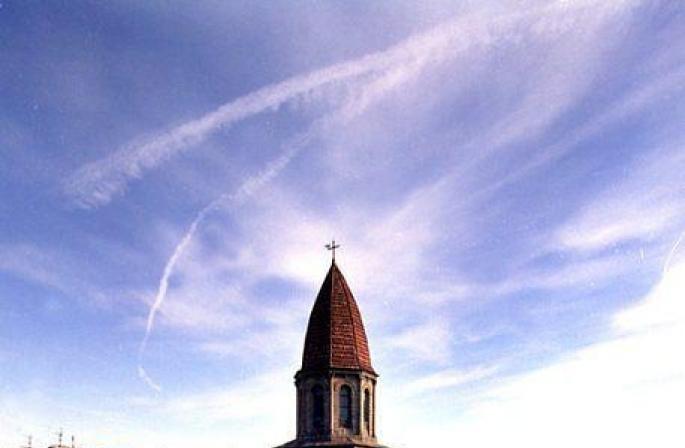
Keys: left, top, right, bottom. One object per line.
{"left": 0, "top": 243, "right": 117, "bottom": 307}
{"left": 399, "top": 365, "right": 499, "bottom": 398}
{"left": 5, "top": 1, "right": 685, "bottom": 448}
{"left": 63, "top": 1, "right": 639, "bottom": 209}
{"left": 62, "top": 13, "right": 461, "bottom": 208}
{"left": 555, "top": 141, "right": 685, "bottom": 253}
{"left": 134, "top": 0, "right": 681, "bottom": 381}
{"left": 384, "top": 259, "right": 685, "bottom": 448}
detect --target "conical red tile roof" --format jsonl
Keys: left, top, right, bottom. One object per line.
{"left": 300, "top": 261, "right": 375, "bottom": 374}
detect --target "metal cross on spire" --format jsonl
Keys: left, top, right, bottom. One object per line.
{"left": 325, "top": 239, "right": 340, "bottom": 262}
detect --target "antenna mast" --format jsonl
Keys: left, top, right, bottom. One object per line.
{"left": 21, "top": 435, "right": 32, "bottom": 448}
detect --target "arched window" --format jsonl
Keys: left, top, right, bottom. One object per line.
{"left": 363, "top": 388, "right": 370, "bottom": 430}
{"left": 312, "top": 385, "right": 325, "bottom": 431}
{"left": 339, "top": 385, "right": 352, "bottom": 428}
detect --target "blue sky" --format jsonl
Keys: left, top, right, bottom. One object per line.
{"left": 1, "top": 1, "right": 684, "bottom": 447}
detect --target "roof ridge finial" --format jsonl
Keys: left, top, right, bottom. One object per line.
{"left": 325, "top": 239, "right": 340, "bottom": 263}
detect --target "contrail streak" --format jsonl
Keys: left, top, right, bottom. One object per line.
{"left": 131, "top": 1, "right": 637, "bottom": 390}
{"left": 663, "top": 231, "right": 685, "bottom": 275}
{"left": 137, "top": 134, "right": 309, "bottom": 390}
{"left": 65, "top": 1, "right": 637, "bottom": 209}
{"left": 63, "top": 17, "right": 458, "bottom": 208}
{"left": 65, "top": 2, "right": 622, "bottom": 208}
{"left": 135, "top": 26, "right": 448, "bottom": 374}
{"left": 134, "top": 54, "right": 426, "bottom": 389}
{"left": 63, "top": 4, "right": 564, "bottom": 209}
{"left": 138, "top": 366, "right": 162, "bottom": 392}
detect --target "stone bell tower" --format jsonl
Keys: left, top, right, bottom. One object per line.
{"left": 276, "top": 248, "right": 386, "bottom": 448}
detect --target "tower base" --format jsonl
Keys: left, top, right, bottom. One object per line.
{"left": 275, "top": 438, "right": 388, "bottom": 448}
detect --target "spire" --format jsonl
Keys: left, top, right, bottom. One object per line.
{"left": 300, "top": 261, "right": 375, "bottom": 374}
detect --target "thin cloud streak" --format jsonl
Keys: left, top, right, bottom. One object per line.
{"left": 663, "top": 231, "right": 685, "bottom": 274}
{"left": 480, "top": 65, "right": 685, "bottom": 205}
{"left": 63, "top": 15, "right": 460, "bottom": 208}
{"left": 400, "top": 366, "right": 499, "bottom": 398}
{"left": 63, "top": 1, "right": 628, "bottom": 209}
{"left": 134, "top": 31, "right": 456, "bottom": 387}
{"left": 137, "top": 366, "right": 162, "bottom": 393}
{"left": 3, "top": 1, "right": 684, "bottom": 447}
{"left": 137, "top": 136, "right": 307, "bottom": 390}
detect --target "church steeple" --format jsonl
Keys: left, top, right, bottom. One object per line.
{"left": 300, "top": 261, "right": 375, "bottom": 375}
{"left": 276, "top": 253, "right": 385, "bottom": 448}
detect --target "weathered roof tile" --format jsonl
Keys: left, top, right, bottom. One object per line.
{"left": 300, "top": 261, "right": 375, "bottom": 374}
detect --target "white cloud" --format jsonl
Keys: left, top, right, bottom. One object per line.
{"left": 139, "top": 176, "right": 449, "bottom": 354}
{"left": 385, "top": 261, "right": 685, "bottom": 448}
{"left": 5, "top": 3, "right": 685, "bottom": 448}
{"left": 162, "top": 370, "right": 292, "bottom": 422}
{"left": 614, "top": 258, "right": 685, "bottom": 333}
{"left": 0, "top": 244, "right": 117, "bottom": 308}
{"left": 400, "top": 365, "right": 498, "bottom": 398}
{"left": 557, "top": 193, "right": 681, "bottom": 252}
{"left": 507, "top": 251, "right": 634, "bottom": 292}
{"left": 384, "top": 319, "right": 454, "bottom": 366}
{"left": 62, "top": 9, "right": 467, "bottom": 208}
{"left": 63, "top": 0, "right": 640, "bottom": 209}
{"left": 554, "top": 138, "right": 685, "bottom": 253}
